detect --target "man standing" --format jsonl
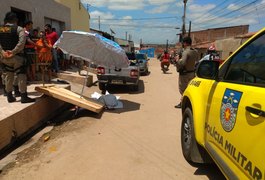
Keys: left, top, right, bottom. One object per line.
{"left": 45, "top": 24, "right": 59, "bottom": 73}
{"left": 0, "top": 12, "right": 35, "bottom": 103}
{"left": 175, "top": 36, "right": 198, "bottom": 108}
{"left": 24, "top": 20, "right": 36, "bottom": 81}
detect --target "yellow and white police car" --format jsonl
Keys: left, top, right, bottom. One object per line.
{"left": 181, "top": 28, "right": 265, "bottom": 180}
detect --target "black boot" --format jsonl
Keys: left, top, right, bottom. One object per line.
{"left": 21, "top": 92, "right": 35, "bottom": 103}
{"left": 13, "top": 85, "right": 21, "bottom": 97}
{"left": 7, "top": 91, "right": 16, "bottom": 103}
{"left": 3, "top": 85, "right": 7, "bottom": 96}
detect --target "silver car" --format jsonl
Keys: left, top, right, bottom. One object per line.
{"left": 136, "top": 53, "right": 149, "bottom": 75}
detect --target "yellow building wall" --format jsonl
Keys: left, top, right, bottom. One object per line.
{"left": 55, "top": 0, "right": 90, "bottom": 31}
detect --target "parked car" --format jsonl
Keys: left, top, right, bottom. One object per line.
{"left": 136, "top": 53, "right": 149, "bottom": 75}
{"left": 181, "top": 27, "right": 265, "bottom": 180}
{"left": 96, "top": 52, "right": 140, "bottom": 92}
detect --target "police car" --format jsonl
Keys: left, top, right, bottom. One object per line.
{"left": 181, "top": 27, "right": 265, "bottom": 180}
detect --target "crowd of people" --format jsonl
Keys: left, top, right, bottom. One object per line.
{"left": 0, "top": 11, "right": 218, "bottom": 108}
{"left": 0, "top": 11, "right": 65, "bottom": 103}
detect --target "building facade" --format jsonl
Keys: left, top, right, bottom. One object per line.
{"left": 0, "top": 0, "right": 71, "bottom": 35}
{"left": 55, "top": 0, "right": 90, "bottom": 32}
{"left": 215, "top": 32, "right": 256, "bottom": 60}
{"left": 188, "top": 25, "right": 249, "bottom": 44}
{"left": 114, "top": 38, "right": 135, "bottom": 52}
{"left": 178, "top": 25, "right": 250, "bottom": 60}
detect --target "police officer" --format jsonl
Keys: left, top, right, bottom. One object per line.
{"left": 175, "top": 36, "right": 198, "bottom": 108}
{"left": 0, "top": 12, "right": 35, "bottom": 103}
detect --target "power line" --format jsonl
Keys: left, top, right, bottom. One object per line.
{"left": 90, "top": 23, "right": 179, "bottom": 29}
{"left": 194, "top": 1, "right": 265, "bottom": 29}
{"left": 195, "top": 0, "right": 250, "bottom": 22}
{"left": 90, "top": 16, "right": 180, "bottom": 21}
{"left": 194, "top": 0, "right": 230, "bottom": 22}
{"left": 195, "top": 0, "right": 259, "bottom": 25}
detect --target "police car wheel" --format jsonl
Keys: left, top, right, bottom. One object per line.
{"left": 181, "top": 107, "right": 194, "bottom": 162}
{"left": 181, "top": 107, "right": 212, "bottom": 165}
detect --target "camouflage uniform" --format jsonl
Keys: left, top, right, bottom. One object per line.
{"left": 0, "top": 19, "right": 34, "bottom": 103}
{"left": 176, "top": 46, "right": 199, "bottom": 95}
{"left": 0, "top": 24, "right": 26, "bottom": 91}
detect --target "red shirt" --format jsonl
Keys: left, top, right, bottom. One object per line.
{"left": 45, "top": 31, "right": 58, "bottom": 45}
{"left": 162, "top": 53, "right": 170, "bottom": 62}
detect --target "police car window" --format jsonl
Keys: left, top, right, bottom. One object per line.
{"left": 224, "top": 33, "right": 265, "bottom": 86}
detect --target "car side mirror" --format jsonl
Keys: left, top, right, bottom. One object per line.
{"left": 196, "top": 60, "right": 219, "bottom": 80}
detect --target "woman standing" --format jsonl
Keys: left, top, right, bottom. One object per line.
{"left": 35, "top": 31, "right": 53, "bottom": 81}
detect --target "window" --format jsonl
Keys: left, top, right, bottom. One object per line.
{"left": 11, "top": 7, "right": 31, "bottom": 27}
{"left": 223, "top": 33, "right": 265, "bottom": 86}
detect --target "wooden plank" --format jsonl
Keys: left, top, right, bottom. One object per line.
{"left": 35, "top": 86, "right": 104, "bottom": 113}
{"left": 49, "top": 87, "right": 102, "bottom": 107}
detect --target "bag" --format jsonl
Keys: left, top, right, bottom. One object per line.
{"left": 98, "top": 94, "right": 119, "bottom": 109}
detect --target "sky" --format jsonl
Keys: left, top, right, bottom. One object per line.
{"left": 81, "top": 0, "right": 265, "bottom": 44}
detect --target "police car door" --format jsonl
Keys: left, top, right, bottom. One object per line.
{"left": 205, "top": 31, "right": 265, "bottom": 179}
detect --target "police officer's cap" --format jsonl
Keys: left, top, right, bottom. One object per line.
{"left": 4, "top": 12, "right": 18, "bottom": 22}
{"left": 182, "top": 36, "right": 192, "bottom": 45}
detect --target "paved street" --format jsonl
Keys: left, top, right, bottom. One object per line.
{"left": 0, "top": 58, "right": 225, "bottom": 180}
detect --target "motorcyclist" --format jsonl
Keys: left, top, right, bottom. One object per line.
{"left": 195, "top": 44, "right": 221, "bottom": 68}
{"left": 160, "top": 50, "right": 170, "bottom": 72}
{"left": 203, "top": 44, "right": 220, "bottom": 61}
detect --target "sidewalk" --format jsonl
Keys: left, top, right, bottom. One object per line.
{"left": 0, "top": 65, "right": 99, "bottom": 151}
{"left": 0, "top": 81, "right": 70, "bottom": 152}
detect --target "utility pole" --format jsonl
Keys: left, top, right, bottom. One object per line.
{"left": 182, "top": 0, "right": 188, "bottom": 39}
{"left": 98, "top": 16, "right": 101, "bottom": 30}
{"left": 188, "top": 21, "right": 191, "bottom": 37}
{"left": 166, "top": 39, "right": 168, "bottom": 51}
{"left": 125, "top": 31, "right": 128, "bottom": 40}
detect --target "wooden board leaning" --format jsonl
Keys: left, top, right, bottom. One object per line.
{"left": 35, "top": 86, "right": 104, "bottom": 113}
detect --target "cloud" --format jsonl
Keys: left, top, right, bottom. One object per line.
{"left": 108, "top": 1, "right": 145, "bottom": 10}
{"left": 188, "top": 4, "right": 215, "bottom": 13}
{"left": 90, "top": 10, "right": 115, "bottom": 23}
{"left": 175, "top": 1, "right": 183, "bottom": 7}
{"left": 227, "top": 3, "right": 240, "bottom": 11}
{"left": 82, "top": 0, "right": 178, "bottom": 11}
{"left": 81, "top": 0, "right": 145, "bottom": 10}
{"left": 122, "top": 16, "right": 133, "bottom": 20}
{"left": 81, "top": 0, "right": 107, "bottom": 7}
{"left": 148, "top": 0, "right": 175, "bottom": 5}
{"left": 85, "top": 0, "right": 263, "bottom": 43}
{"left": 145, "top": 5, "right": 170, "bottom": 14}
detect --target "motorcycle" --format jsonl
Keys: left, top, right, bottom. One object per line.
{"left": 161, "top": 63, "right": 169, "bottom": 73}
{"left": 160, "top": 51, "right": 170, "bottom": 73}
{"left": 160, "top": 60, "right": 170, "bottom": 73}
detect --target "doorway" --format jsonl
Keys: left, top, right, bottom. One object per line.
{"left": 11, "top": 7, "right": 31, "bottom": 27}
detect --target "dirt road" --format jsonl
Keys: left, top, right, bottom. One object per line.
{"left": 0, "top": 58, "right": 224, "bottom": 180}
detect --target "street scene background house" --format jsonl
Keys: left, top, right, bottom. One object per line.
{"left": 0, "top": 0, "right": 90, "bottom": 35}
